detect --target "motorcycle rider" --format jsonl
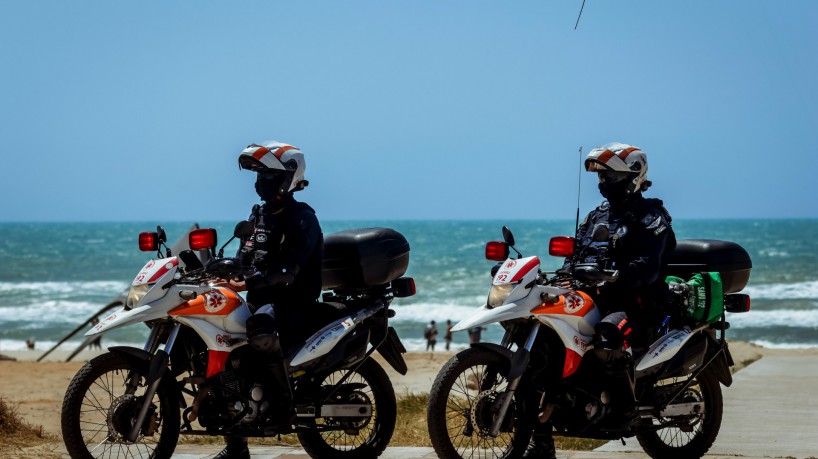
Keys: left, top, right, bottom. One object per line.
{"left": 214, "top": 141, "right": 324, "bottom": 459}
{"left": 524, "top": 143, "right": 676, "bottom": 459}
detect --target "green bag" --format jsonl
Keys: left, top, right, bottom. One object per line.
{"left": 666, "top": 272, "right": 724, "bottom": 323}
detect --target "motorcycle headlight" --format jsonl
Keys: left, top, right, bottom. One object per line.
{"left": 487, "top": 283, "right": 515, "bottom": 308}
{"left": 125, "top": 284, "right": 150, "bottom": 310}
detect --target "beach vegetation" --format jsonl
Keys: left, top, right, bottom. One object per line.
{"left": 0, "top": 396, "right": 56, "bottom": 454}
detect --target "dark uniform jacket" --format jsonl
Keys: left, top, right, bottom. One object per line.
{"left": 572, "top": 195, "right": 676, "bottom": 337}
{"left": 239, "top": 197, "right": 323, "bottom": 314}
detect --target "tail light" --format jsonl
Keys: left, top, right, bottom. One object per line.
{"left": 485, "top": 241, "right": 509, "bottom": 261}
{"left": 139, "top": 232, "right": 159, "bottom": 252}
{"left": 189, "top": 228, "right": 218, "bottom": 251}
{"left": 392, "top": 277, "right": 416, "bottom": 298}
{"left": 724, "top": 294, "right": 751, "bottom": 313}
{"left": 549, "top": 236, "right": 575, "bottom": 257}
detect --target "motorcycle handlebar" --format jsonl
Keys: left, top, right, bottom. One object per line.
{"left": 570, "top": 263, "right": 619, "bottom": 284}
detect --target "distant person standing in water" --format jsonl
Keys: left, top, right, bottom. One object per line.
{"left": 444, "top": 320, "right": 453, "bottom": 351}
{"left": 424, "top": 320, "right": 438, "bottom": 351}
{"left": 468, "top": 326, "right": 485, "bottom": 344}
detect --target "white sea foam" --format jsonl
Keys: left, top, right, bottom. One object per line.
{"left": 727, "top": 308, "right": 818, "bottom": 328}
{"left": 742, "top": 280, "right": 818, "bottom": 300}
{"left": 400, "top": 337, "right": 470, "bottom": 352}
{"left": 391, "top": 301, "right": 487, "bottom": 323}
{"left": 749, "top": 340, "right": 818, "bottom": 349}
{"left": 0, "top": 300, "right": 112, "bottom": 323}
{"left": 0, "top": 280, "right": 128, "bottom": 296}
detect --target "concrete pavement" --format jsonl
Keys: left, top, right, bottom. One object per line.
{"left": 597, "top": 353, "right": 818, "bottom": 458}
{"left": 168, "top": 352, "right": 818, "bottom": 459}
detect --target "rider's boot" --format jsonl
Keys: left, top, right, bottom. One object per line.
{"left": 212, "top": 436, "right": 250, "bottom": 459}
{"left": 522, "top": 422, "right": 557, "bottom": 459}
{"left": 522, "top": 434, "right": 557, "bottom": 459}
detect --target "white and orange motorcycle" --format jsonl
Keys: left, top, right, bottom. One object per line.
{"left": 427, "top": 226, "right": 752, "bottom": 459}
{"left": 61, "top": 223, "right": 415, "bottom": 459}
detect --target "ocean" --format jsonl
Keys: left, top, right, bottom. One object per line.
{"left": 1, "top": 220, "right": 816, "bottom": 354}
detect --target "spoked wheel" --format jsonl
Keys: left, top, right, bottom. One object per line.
{"left": 637, "top": 370, "right": 723, "bottom": 459}
{"left": 297, "top": 358, "right": 397, "bottom": 458}
{"left": 61, "top": 352, "right": 180, "bottom": 459}
{"left": 427, "top": 348, "right": 532, "bottom": 459}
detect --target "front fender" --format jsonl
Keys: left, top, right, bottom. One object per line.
{"left": 109, "top": 346, "right": 169, "bottom": 387}
{"left": 451, "top": 301, "right": 535, "bottom": 333}
{"left": 471, "top": 342, "right": 529, "bottom": 381}
{"left": 109, "top": 346, "right": 152, "bottom": 362}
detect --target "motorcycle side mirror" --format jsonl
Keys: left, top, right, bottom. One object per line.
{"left": 216, "top": 220, "right": 255, "bottom": 258}
{"left": 502, "top": 226, "right": 515, "bottom": 246}
{"left": 156, "top": 226, "right": 167, "bottom": 243}
{"left": 591, "top": 224, "right": 610, "bottom": 242}
{"left": 234, "top": 220, "right": 255, "bottom": 239}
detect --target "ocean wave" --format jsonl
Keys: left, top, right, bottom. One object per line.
{"left": 0, "top": 280, "right": 128, "bottom": 296}
{"left": 750, "top": 340, "right": 818, "bottom": 350}
{"left": 0, "top": 300, "right": 115, "bottom": 323}
{"left": 391, "top": 302, "right": 488, "bottom": 323}
{"left": 728, "top": 308, "right": 818, "bottom": 328}
{"left": 742, "top": 280, "right": 818, "bottom": 300}
{"left": 399, "top": 337, "right": 470, "bottom": 352}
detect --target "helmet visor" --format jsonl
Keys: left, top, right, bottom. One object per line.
{"left": 257, "top": 170, "right": 289, "bottom": 191}
{"left": 597, "top": 171, "right": 632, "bottom": 185}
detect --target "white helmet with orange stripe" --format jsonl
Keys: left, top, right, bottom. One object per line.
{"left": 238, "top": 141, "right": 308, "bottom": 195}
{"left": 585, "top": 142, "right": 650, "bottom": 195}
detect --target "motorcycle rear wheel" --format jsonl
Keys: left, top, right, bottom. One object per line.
{"left": 427, "top": 347, "right": 532, "bottom": 459}
{"left": 61, "top": 351, "right": 180, "bottom": 459}
{"left": 636, "top": 370, "right": 723, "bottom": 459}
{"left": 297, "top": 358, "right": 397, "bottom": 459}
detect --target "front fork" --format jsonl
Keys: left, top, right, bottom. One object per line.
{"left": 125, "top": 322, "right": 182, "bottom": 443}
{"left": 489, "top": 322, "right": 540, "bottom": 437}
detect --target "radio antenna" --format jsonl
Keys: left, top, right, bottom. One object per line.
{"left": 575, "top": 146, "right": 583, "bottom": 235}
{"left": 574, "top": 0, "right": 587, "bottom": 30}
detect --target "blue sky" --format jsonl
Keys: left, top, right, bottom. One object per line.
{"left": 1, "top": 1, "right": 816, "bottom": 222}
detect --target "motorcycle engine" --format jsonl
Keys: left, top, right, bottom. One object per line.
{"left": 197, "top": 367, "right": 271, "bottom": 429}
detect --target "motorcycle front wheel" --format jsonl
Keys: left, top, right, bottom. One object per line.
{"left": 61, "top": 351, "right": 180, "bottom": 459}
{"left": 297, "top": 357, "right": 397, "bottom": 459}
{"left": 636, "top": 369, "right": 723, "bottom": 459}
{"left": 427, "top": 347, "right": 532, "bottom": 459}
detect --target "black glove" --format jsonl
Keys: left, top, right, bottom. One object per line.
{"left": 245, "top": 267, "right": 296, "bottom": 290}
{"left": 268, "top": 268, "right": 296, "bottom": 286}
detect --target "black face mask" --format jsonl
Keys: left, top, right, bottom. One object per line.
{"left": 598, "top": 180, "right": 631, "bottom": 205}
{"left": 255, "top": 173, "right": 287, "bottom": 202}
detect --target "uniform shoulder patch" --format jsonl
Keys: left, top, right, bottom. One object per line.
{"left": 641, "top": 209, "right": 668, "bottom": 235}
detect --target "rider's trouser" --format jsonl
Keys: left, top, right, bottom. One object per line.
{"left": 246, "top": 304, "right": 293, "bottom": 411}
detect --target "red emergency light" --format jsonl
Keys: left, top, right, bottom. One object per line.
{"left": 138, "top": 232, "right": 159, "bottom": 252}
{"left": 485, "top": 241, "right": 510, "bottom": 261}
{"left": 549, "top": 236, "right": 575, "bottom": 258}
{"left": 189, "top": 228, "right": 218, "bottom": 251}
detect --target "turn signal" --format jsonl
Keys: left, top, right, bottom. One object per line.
{"left": 485, "top": 241, "right": 509, "bottom": 261}
{"left": 549, "top": 236, "right": 575, "bottom": 257}
{"left": 189, "top": 228, "right": 218, "bottom": 251}
{"left": 139, "top": 232, "right": 159, "bottom": 252}
{"left": 392, "top": 277, "right": 416, "bottom": 298}
{"left": 724, "top": 294, "right": 751, "bottom": 313}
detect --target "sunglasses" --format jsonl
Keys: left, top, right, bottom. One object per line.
{"left": 597, "top": 171, "right": 632, "bottom": 184}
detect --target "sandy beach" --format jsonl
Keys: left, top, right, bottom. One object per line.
{"left": 0, "top": 340, "right": 777, "bottom": 438}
